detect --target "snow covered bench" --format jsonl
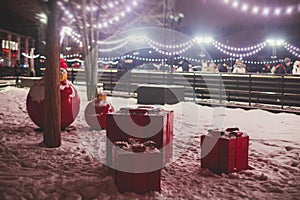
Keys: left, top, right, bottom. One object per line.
{"left": 136, "top": 84, "right": 185, "bottom": 105}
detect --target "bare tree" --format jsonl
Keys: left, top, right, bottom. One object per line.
{"left": 60, "top": 0, "right": 166, "bottom": 100}
{"left": 61, "top": 0, "right": 107, "bottom": 100}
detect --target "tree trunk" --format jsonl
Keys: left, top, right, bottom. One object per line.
{"left": 43, "top": 0, "right": 61, "bottom": 147}
{"left": 85, "top": 47, "right": 98, "bottom": 101}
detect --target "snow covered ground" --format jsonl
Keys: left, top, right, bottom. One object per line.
{"left": 0, "top": 85, "right": 299, "bottom": 199}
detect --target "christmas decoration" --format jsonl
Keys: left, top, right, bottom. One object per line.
{"left": 112, "top": 139, "right": 161, "bottom": 194}
{"left": 201, "top": 127, "right": 249, "bottom": 174}
{"left": 106, "top": 107, "right": 173, "bottom": 167}
{"left": 84, "top": 93, "right": 114, "bottom": 129}
{"left": 26, "top": 69, "right": 80, "bottom": 130}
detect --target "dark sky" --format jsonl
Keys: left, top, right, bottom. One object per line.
{"left": 175, "top": 0, "right": 300, "bottom": 45}
{"left": 1, "top": 0, "right": 300, "bottom": 47}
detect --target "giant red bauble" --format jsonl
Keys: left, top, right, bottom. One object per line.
{"left": 26, "top": 79, "right": 80, "bottom": 129}
{"left": 84, "top": 99, "right": 114, "bottom": 129}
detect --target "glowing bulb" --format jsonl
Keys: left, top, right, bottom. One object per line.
{"left": 252, "top": 6, "right": 259, "bottom": 14}
{"left": 232, "top": 1, "right": 239, "bottom": 8}
{"left": 132, "top": 0, "right": 137, "bottom": 7}
{"left": 286, "top": 7, "right": 293, "bottom": 15}
{"left": 92, "top": 6, "right": 97, "bottom": 11}
{"left": 262, "top": 7, "right": 270, "bottom": 15}
{"left": 242, "top": 4, "right": 249, "bottom": 12}
{"left": 108, "top": 2, "right": 114, "bottom": 8}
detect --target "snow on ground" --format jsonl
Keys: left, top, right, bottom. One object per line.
{"left": 0, "top": 85, "right": 299, "bottom": 200}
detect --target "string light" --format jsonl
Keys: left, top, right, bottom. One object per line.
{"left": 22, "top": 52, "right": 40, "bottom": 59}
{"left": 99, "top": 40, "right": 129, "bottom": 52}
{"left": 66, "top": 58, "right": 84, "bottom": 63}
{"left": 97, "top": 55, "right": 285, "bottom": 66}
{"left": 212, "top": 41, "right": 267, "bottom": 57}
{"left": 57, "top": 0, "right": 141, "bottom": 30}
{"left": 146, "top": 38, "right": 195, "bottom": 54}
{"left": 222, "top": 0, "right": 300, "bottom": 17}
{"left": 213, "top": 40, "right": 267, "bottom": 52}
{"left": 59, "top": 30, "right": 300, "bottom": 63}
{"left": 98, "top": 37, "right": 129, "bottom": 45}
{"left": 283, "top": 42, "right": 300, "bottom": 58}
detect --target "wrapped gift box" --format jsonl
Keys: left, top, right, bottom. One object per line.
{"left": 106, "top": 107, "right": 173, "bottom": 167}
{"left": 200, "top": 129, "right": 249, "bottom": 174}
{"left": 112, "top": 145, "right": 162, "bottom": 194}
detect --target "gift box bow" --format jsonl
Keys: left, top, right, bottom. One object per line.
{"left": 114, "top": 139, "right": 158, "bottom": 153}
{"left": 208, "top": 127, "right": 244, "bottom": 137}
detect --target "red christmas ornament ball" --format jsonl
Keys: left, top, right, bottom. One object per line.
{"left": 84, "top": 99, "right": 114, "bottom": 129}
{"left": 26, "top": 79, "right": 80, "bottom": 129}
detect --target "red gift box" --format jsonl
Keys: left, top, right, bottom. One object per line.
{"left": 106, "top": 107, "right": 173, "bottom": 167}
{"left": 112, "top": 146, "right": 161, "bottom": 194}
{"left": 200, "top": 129, "right": 249, "bottom": 174}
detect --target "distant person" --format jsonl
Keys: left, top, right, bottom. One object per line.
{"left": 261, "top": 63, "right": 271, "bottom": 73}
{"left": 284, "top": 57, "right": 292, "bottom": 74}
{"left": 274, "top": 57, "right": 291, "bottom": 75}
{"left": 271, "top": 65, "right": 277, "bottom": 74}
{"left": 14, "top": 60, "right": 22, "bottom": 87}
{"left": 201, "top": 60, "right": 208, "bottom": 72}
{"left": 116, "top": 59, "right": 127, "bottom": 71}
{"left": 292, "top": 60, "right": 300, "bottom": 75}
{"left": 178, "top": 59, "right": 189, "bottom": 72}
{"left": 232, "top": 59, "right": 246, "bottom": 73}
{"left": 217, "top": 63, "right": 228, "bottom": 72}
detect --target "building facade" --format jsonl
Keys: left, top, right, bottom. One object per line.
{"left": 0, "top": 29, "right": 35, "bottom": 68}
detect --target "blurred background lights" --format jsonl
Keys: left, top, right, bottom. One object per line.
{"left": 57, "top": 0, "right": 140, "bottom": 29}
{"left": 222, "top": 0, "right": 300, "bottom": 16}
{"left": 262, "top": 7, "right": 270, "bottom": 16}
{"left": 232, "top": 1, "right": 239, "bottom": 8}
{"left": 266, "top": 39, "right": 285, "bottom": 46}
{"left": 242, "top": 4, "right": 249, "bottom": 12}
{"left": 275, "top": 8, "right": 281, "bottom": 16}
{"left": 36, "top": 12, "right": 47, "bottom": 24}
{"left": 286, "top": 7, "right": 293, "bottom": 14}
{"left": 252, "top": 6, "right": 259, "bottom": 14}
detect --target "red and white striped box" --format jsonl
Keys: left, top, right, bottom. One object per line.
{"left": 106, "top": 107, "right": 173, "bottom": 167}
{"left": 112, "top": 146, "right": 162, "bottom": 194}
{"left": 201, "top": 129, "right": 249, "bottom": 174}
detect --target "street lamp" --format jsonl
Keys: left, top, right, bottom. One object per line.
{"left": 266, "top": 39, "right": 284, "bottom": 59}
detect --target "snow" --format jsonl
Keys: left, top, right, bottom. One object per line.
{"left": 0, "top": 85, "right": 299, "bottom": 199}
